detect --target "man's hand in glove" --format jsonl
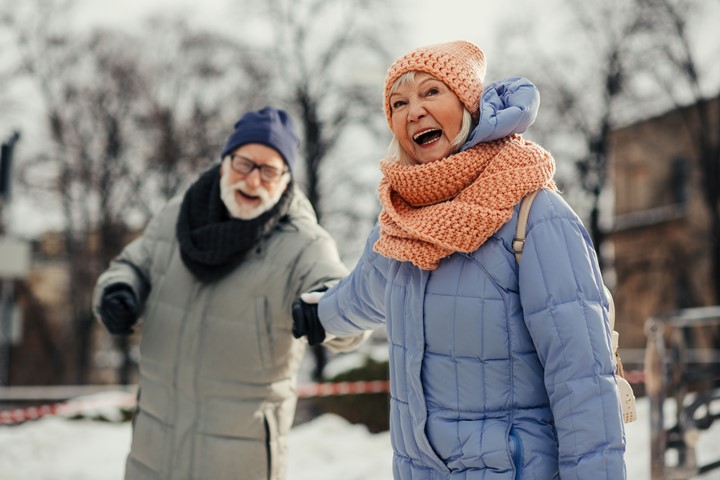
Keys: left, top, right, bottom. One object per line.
{"left": 99, "top": 284, "right": 139, "bottom": 336}
{"left": 291, "top": 291, "right": 326, "bottom": 346}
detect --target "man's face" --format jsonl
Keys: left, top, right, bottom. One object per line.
{"left": 220, "top": 143, "right": 290, "bottom": 220}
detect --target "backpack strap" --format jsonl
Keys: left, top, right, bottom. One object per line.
{"left": 513, "top": 189, "right": 541, "bottom": 263}
{"left": 513, "top": 188, "right": 637, "bottom": 422}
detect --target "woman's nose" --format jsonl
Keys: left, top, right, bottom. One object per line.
{"left": 407, "top": 101, "right": 427, "bottom": 122}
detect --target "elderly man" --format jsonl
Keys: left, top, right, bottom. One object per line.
{"left": 93, "top": 107, "right": 362, "bottom": 480}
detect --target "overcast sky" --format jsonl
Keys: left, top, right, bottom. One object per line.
{"left": 6, "top": 0, "right": 568, "bottom": 238}
{"left": 73, "top": 0, "right": 567, "bottom": 64}
{"left": 5, "top": 0, "right": 718, "bottom": 238}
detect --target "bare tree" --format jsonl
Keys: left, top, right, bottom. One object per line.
{"left": 0, "top": 9, "right": 17, "bottom": 124}
{"left": 227, "top": 0, "right": 398, "bottom": 379}
{"left": 2, "top": 0, "right": 400, "bottom": 385}
{"left": 12, "top": 13, "right": 151, "bottom": 383}
{"left": 4, "top": 0, "right": 271, "bottom": 383}
{"left": 525, "top": 0, "right": 654, "bottom": 268}
{"left": 254, "top": 0, "right": 394, "bottom": 225}
{"left": 134, "top": 17, "right": 273, "bottom": 208}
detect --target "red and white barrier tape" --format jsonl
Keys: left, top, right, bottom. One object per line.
{"left": 0, "top": 380, "right": 390, "bottom": 426}
{"left": 297, "top": 380, "right": 390, "bottom": 398}
{"left": 1, "top": 373, "right": 647, "bottom": 426}
{"left": 0, "top": 394, "right": 137, "bottom": 426}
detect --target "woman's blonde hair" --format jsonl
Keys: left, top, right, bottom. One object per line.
{"left": 386, "top": 72, "right": 474, "bottom": 165}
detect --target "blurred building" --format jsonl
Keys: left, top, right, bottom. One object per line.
{"left": 7, "top": 229, "right": 139, "bottom": 386}
{"left": 608, "top": 95, "right": 720, "bottom": 349}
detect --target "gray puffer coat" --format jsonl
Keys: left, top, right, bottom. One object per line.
{"left": 93, "top": 188, "right": 361, "bottom": 480}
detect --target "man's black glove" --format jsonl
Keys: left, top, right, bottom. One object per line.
{"left": 99, "top": 284, "right": 139, "bottom": 336}
{"left": 292, "top": 296, "right": 326, "bottom": 346}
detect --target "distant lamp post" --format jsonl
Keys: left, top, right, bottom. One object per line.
{"left": 0, "top": 131, "right": 21, "bottom": 234}
{"left": 0, "top": 130, "right": 26, "bottom": 386}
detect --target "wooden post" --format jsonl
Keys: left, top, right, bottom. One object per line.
{"left": 645, "top": 317, "right": 666, "bottom": 480}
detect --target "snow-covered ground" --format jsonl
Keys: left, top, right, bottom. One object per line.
{"left": 1, "top": 393, "right": 720, "bottom": 479}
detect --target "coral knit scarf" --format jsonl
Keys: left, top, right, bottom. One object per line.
{"left": 374, "top": 134, "right": 556, "bottom": 270}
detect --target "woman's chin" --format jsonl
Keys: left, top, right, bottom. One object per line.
{"left": 411, "top": 143, "right": 452, "bottom": 164}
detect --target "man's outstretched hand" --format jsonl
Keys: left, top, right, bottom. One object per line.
{"left": 291, "top": 292, "right": 326, "bottom": 346}
{"left": 99, "top": 284, "right": 139, "bottom": 336}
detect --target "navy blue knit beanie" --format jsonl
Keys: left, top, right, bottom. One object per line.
{"left": 220, "top": 107, "right": 299, "bottom": 172}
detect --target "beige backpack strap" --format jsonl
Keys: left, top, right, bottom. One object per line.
{"left": 513, "top": 189, "right": 637, "bottom": 423}
{"left": 513, "top": 189, "right": 541, "bottom": 263}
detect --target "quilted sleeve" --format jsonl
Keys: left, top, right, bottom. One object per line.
{"left": 92, "top": 204, "right": 167, "bottom": 321}
{"left": 288, "top": 221, "right": 371, "bottom": 352}
{"left": 318, "top": 227, "right": 389, "bottom": 337}
{"left": 518, "top": 194, "right": 626, "bottom": 478}
{"left": 290, "top": 225, "right": 349, "bottom": 297}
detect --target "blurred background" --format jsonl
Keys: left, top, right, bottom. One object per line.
{"left": 0, "top": 0, "right": 719, "bottom": 478}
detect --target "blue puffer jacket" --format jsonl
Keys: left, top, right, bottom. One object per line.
{"left": 318, "top": 189, "right": 626, "bottom": 479}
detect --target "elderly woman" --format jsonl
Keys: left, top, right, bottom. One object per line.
{"left": 294, "top": 40, "right": 626, "bottom": 479}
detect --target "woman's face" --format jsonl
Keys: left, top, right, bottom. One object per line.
{"left": 389, "top": 72, "right": 464, "bottom": 165}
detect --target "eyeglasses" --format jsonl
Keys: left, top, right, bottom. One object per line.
{"left": 230, "top": 154, "right": 288, "bottom": 183}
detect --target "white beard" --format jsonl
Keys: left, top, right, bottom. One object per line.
{"left": 220, "top": 169, "right": 289, "bottom": 220}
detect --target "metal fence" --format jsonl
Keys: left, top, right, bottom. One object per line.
{"left": 645, "top": 306, "right": 720, "bottom": 479}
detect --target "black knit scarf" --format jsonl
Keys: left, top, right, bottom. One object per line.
{"left": 176, "top": 164, "right": 293, "bottom": 282}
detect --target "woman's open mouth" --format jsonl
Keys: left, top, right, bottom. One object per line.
{"left": 413, "top": 128, "right": 442, "bottom": 146}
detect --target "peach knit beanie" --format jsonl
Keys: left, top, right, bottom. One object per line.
{"left": 384, "top": 40, "right": 487, "bottom": 127}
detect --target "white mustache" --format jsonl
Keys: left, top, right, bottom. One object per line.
{"left": 220, "top": 170, "right": 286, "bottom": 220}
{"left": 229, "top": 179, "right": 272, "bottom": 203}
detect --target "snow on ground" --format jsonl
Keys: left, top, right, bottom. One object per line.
{"left": 1, "top": 394, "right": 720, "bottom": 479}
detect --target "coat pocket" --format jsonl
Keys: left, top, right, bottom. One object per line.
{"left": 255, "top": 296, "right": 273, "bottom": 368}
{"left": 509, "top": 427, "right": 523, "bottom": 479}
{"left": 196, "top": 399, "right": 270, "bottom": 479}
{"left": 454, "top": 419, "right": 515, "bottom": 473}
{"left": 197, "top": 298, "right": 271, "bottom": 380}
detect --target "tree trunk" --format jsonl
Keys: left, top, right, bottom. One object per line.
{"left": 589, "top": 191, "right": 605, "bottom": 269}
{"left": 116, "top": 336, "right": 133, "bottom": 385}
{"left": 75, "top": 311, "right": 95, "bottom": 384}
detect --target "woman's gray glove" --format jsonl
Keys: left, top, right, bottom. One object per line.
{"left": 292, "top": 292, "right": 326, "bottom": 346}
{"left": 99, "top": 284, "right": 139, "bottom": 336}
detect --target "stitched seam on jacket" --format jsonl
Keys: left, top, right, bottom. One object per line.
{"left": 452, "top": 261, "right": 463, "bottom": 461}
{"left": 534, "top": 219, "right": 578, "bottom": 458}
{"left": 522, "top": 297, "right": 586, "bottom": 317}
